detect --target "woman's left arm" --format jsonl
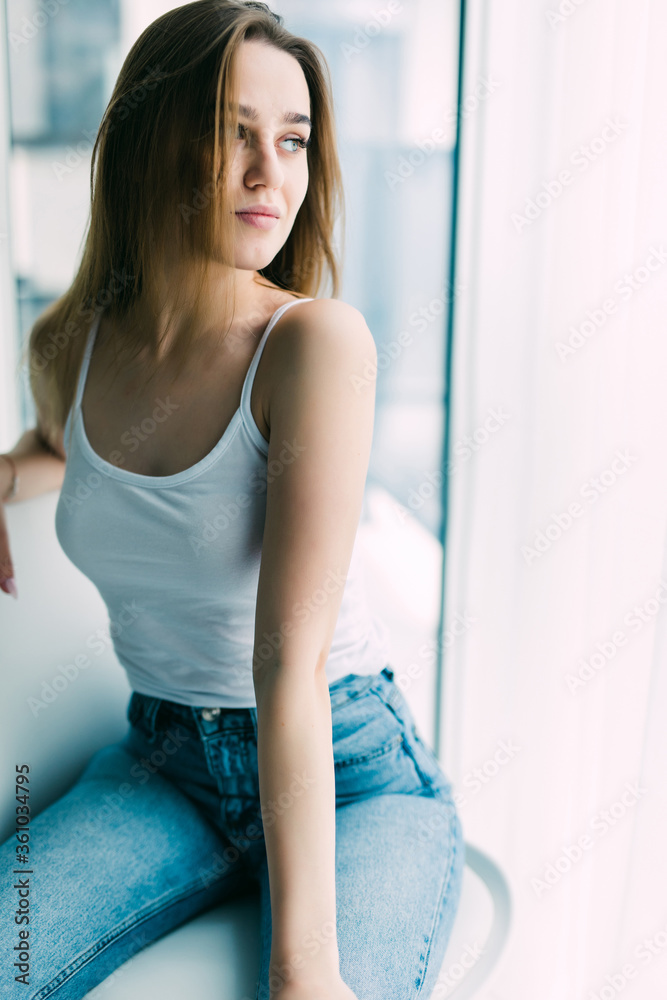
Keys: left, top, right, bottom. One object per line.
{"left": 251, "top": 299, "right": 377, "bottom": 996}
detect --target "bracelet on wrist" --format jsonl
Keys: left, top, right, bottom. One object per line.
{"left": 0, "top": 454, "right": 18, "bottom": 502}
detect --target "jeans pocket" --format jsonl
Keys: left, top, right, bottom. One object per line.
{"left": 373, "top": 675, "right": 458, "bottom": 802}
{"left": 332, "top": 687, "right": 404, "bottom": 768}
{"left": 331, "top": 685, "right": 428, "bottom": 804}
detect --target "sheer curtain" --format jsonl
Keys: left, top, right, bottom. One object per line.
{"left": 440, "top": 1, "right": 667, "bottom": 995}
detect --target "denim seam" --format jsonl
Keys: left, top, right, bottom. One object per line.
{"left": 143, "top": 696, "right": 162, "bottom": 735}
{"left": 414, "top": 818, "right": 460, "bottom": 996}
{"left": 127, "top": 695, "right": 165, "bottom": 743}
{"left": 329, "top": 673, "right": 378, "bottom": 712}
{"left": 334, "top": 731, "right": 404, "bottom": 769}
{"left": 402, "top": 736, "right": 438, "bottom": 794}
{"left": 252, "top": 857, "right": 273, "bottom": 1000}
{"left": 370, "top": 688, "right": 436, "bottom": 794}
{"left": 411, "top": 733, "right": 456, "bottom": 802}
{"left": 198, "top": 729, "right": 228, "bottom": 788}
{"left": 250, "top": 707, "right": 258, "bottom": 742}
{"left": 32, "top": 870, "right": 231, "bottom": 999}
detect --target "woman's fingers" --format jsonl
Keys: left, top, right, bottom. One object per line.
{"left": 0, "top": 502, "right": 18, "bottom": 599}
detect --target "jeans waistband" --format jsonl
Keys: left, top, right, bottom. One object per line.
{"left": 129, "top": 666, "right": 396, "bottom": 741}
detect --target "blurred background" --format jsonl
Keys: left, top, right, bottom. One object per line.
{"left": 2, "top": 1, "right": 667, "bottom": 997}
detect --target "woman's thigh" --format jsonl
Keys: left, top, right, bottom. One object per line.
{"left": 252, "top": 666, "right": 465, "bottom": 1000}
{"left": 253, "top": 795, "right": 463, "bottom": 1000}
{"left": 334, "top": 793, "right": 464, "bottom": 999}
{"left": 0, "top": 730, "right": 252, "bottom": 1000}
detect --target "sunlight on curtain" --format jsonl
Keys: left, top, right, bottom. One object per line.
{"left": 443, "top": 1, "right": 667, "bottom": 995}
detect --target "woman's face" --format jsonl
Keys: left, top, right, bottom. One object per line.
{"left": 227, "top": 39, "right": 312, "bottom": 272}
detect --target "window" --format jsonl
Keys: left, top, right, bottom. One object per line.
{"left": 1, "top": 0, "right": 461, "bottom": 747}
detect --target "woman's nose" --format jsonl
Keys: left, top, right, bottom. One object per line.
{"left": 243, "top": 132, "right": 284, "bottom": 190}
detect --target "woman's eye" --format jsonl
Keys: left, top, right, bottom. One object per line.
{"left": 280, "top": 136, "right": 309, "bottom": 152}
{"left": 235, "top": 123, "right": 309, "bottom": 152}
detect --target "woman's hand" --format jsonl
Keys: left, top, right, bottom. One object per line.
{"left": 0, "top": 428, "right": 67, "bottom": 599}
{"left": 270, "top": 978, "right": 359, "bottom": 1000}
{"left": 0, "top": 496, "right": 18, "bottom": 599}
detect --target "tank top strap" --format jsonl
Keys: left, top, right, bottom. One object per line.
{"left": 63, "top": 311, "right": 102, "bottom": 449}
{"left": 73, "top": 311, "right": 103, "bottom": 413}
{"left": 239, "top": 297, "right": 314, "bottom": 452}
{"left": 64, "top": 299, "right": 314, "bottom": 455}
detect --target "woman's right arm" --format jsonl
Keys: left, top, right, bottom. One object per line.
{"left": 1, "top": 307, "right": 70, "bottom": 594}
{"left": 1, "top": 426, "right": 67, "bottom": 505}
{"left": 0, "top": 426, "right": 67, "bottom": 597}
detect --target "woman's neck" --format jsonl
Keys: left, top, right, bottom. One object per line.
{"left": 97, "top": 273, "right": 296, "bottom": 378}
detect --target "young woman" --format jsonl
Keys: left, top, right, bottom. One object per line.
{"left": 0, "top": 2, "right": 464, "bottom": 998}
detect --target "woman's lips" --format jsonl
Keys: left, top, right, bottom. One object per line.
{"left": 235, "top": 212, "right": 279, "bottom": 230}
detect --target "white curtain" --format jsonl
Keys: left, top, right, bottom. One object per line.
{"left": 441, "top": 1, "right": 667, "bottom": 995}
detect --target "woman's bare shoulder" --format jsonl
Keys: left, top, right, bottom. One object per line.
{"left": 259, "top": 297, "right": 377, "bottom": 417}
{"left": 289, "top": 295, "right": 366, "bottom": 318}
{"left": 277, "top": 296, "right": 373, "bottom": 343}
{"left": 265, "top": 297, "right": 376, "bottom": 377}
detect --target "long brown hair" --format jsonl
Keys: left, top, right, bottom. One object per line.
{"left": 21, "top": 0, "right": 344, "bottom": 457}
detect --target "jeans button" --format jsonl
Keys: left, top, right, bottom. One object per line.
{"left": 201, "top": 707, "right": 221, "bottom": 721}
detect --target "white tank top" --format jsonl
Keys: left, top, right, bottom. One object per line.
{"left": 55, "top": 298, "right": 391, "bottom": 707}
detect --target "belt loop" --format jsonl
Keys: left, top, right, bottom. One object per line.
{"left": 143, "top": 696, "right": 163, "bottom": 736}
{"left": 380, "top": 665, "right": 404, "bottom": 713}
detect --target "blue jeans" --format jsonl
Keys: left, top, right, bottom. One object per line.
{"left": 0, "top": 666, "right": 464, "bottom": 1000}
